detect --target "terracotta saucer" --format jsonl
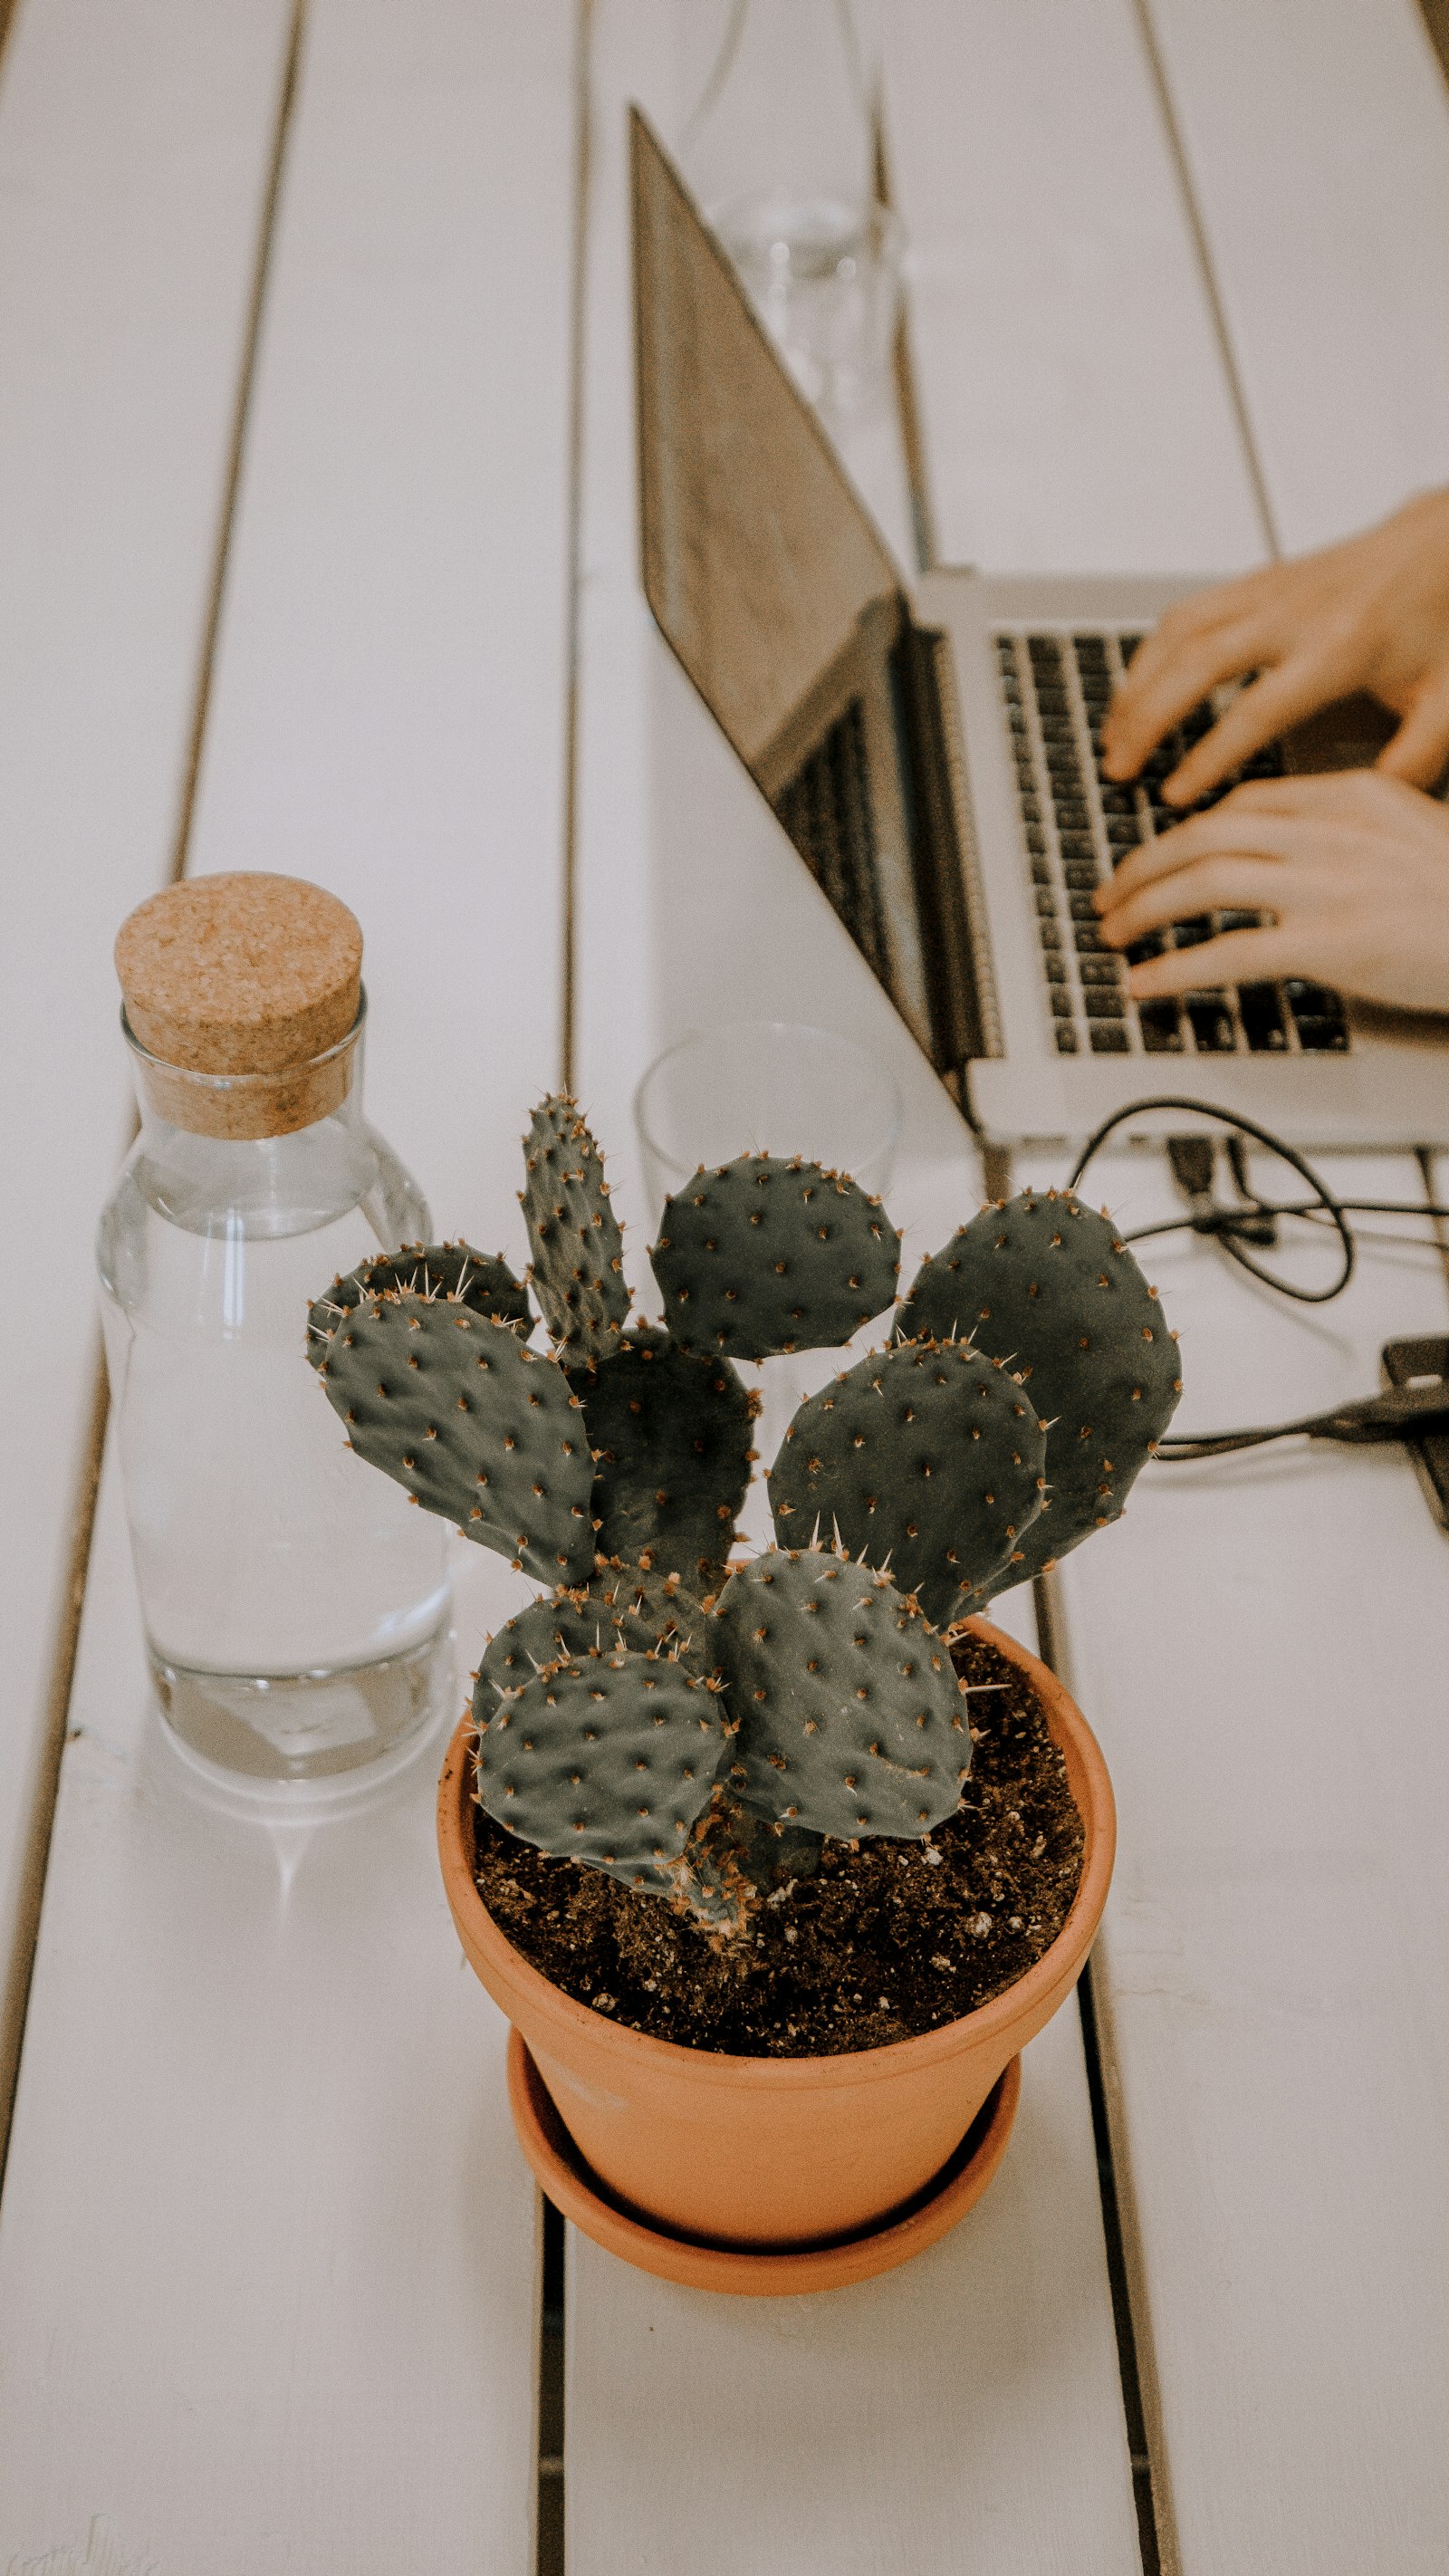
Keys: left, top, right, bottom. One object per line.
{"left": 506, "top": 2030, "right": 1022, "bottom": 2297}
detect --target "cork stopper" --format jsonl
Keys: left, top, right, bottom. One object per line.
{"left": 116, "top": 873, "right": 364, "bottom": 1139}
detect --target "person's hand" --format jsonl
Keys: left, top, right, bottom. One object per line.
{"left": 1100, "top": 487, "right": 1449, "bottom": 805}
{"left": 1093, "top": 771, "right": 1449, "bottom": 1014}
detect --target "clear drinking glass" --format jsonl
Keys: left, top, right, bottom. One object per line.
{"left": 678, "top": 0, "right": 903, "bottom": 420}
{"left": 97, "top": 998, "right": 451, "bottom": 1792}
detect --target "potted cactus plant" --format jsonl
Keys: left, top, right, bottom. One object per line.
{"left": 306, "top": 1098, "right": 1179, "bottom": 2292}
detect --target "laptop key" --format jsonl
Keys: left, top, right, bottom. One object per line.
{"left": 1050, "top": 986, "right": 1074, "bottom": 1018}
{"left": 1079, "top": 956, "right": 1123, "bottom": 985}
{"left": 1074, "top": 923, "right": 1104, "bottom": 953}
{"left": 1238, "top": 983, "right": 1288, "bottom": 1051}
{"left": 1294, "top": 1017, "right": 1349, "bottom": 1052}
{"left": 1084, "top": 989, "right": 1127, "bottom": 1019}
{"left": 1054, "top": 1023, "right": 1080, "bottom": 1053}
{"left": 1138, "top": 999, "right": 1184, "bottom": 1052}
{"left": 1185, "top": 995, "right": 1237, "bottom": 1053}
{"left": 1089, "top": 1024, "right": 1131, "bottom": 1053}
{"left": 1063, "top": 860, "right": 1099, "bottom": 892}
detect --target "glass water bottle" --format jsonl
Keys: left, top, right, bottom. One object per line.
{"left": 98, "top": 873, "right": 450, "bottom": 1790}
{"left": 678, "top": 0, "right": 901, "bottom": 419}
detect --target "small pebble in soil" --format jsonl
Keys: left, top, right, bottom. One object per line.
{"left": 472, "top": 1631, "right": 1085, "bottom": 2058}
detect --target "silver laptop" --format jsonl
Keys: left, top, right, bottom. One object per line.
{"left": 630, "top": 108, "right": 1449, "bottom": 1147}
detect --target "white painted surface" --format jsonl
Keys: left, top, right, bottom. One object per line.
{"left": 567, "top": 2004, "right": 1137, "bottom": 2576}
{"left": 1147, "top": 0, "right": 1449, "bottom": 550}
{"left": 1050, "top": 1147, "right": 1449, "bottom": 2574}
{"left": 0, "top": 1452, "right": 540, "bottom": 2573}
{"left": 879, "top": 0, "right": 1266, "bottom": 576}
{"left": 0, "top": 0, "right": 577, "bottom": 2556}
{"left": 0, "top": 0, "right": 296, "bottom": 2116}
{"left": 185, "top": 0, "right": 576, "bottom": 1231}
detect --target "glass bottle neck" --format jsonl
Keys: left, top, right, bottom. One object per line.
{"left": 124, "top": 1006, "right": 381, "bottom": 1241}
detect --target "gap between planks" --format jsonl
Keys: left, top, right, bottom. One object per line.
{"left": 559, "top": 0, "right": 594, "bottom": 1097}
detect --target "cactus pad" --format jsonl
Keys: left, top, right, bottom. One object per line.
{"left": 897, "top": 1188, "right": 1182, "bottom": 1582}
{"left": 569, "top": 1327, "right": 755, "bottom": 1586}
{"left": 315, "top": 1292, "right": 593, "bottom": 1582}
{"left": 713, "top": 1548, "right": 969, "bottom": 1838}
{"left": 768, "top": 1338, "right": 1046, "bottom": 1623}
{"left": 649, "top": 1156, "right": 900, "bottom": 1360}
{"left": 474, "top": 1652, "right": 728, "bottom": 1891}
{"left": 520, "top": 1096, "right": 629, "bottom": 1363}
{"left": 473, "top": 1570, "right": 714, "bottom": 1725}
{"left": 306, "top": 1241, "right": 529, "bottom": 1368}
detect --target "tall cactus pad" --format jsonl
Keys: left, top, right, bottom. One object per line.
{"left": 473, "top": 1572, "right": 714, "bottom": 1725}
{"left": 315, "top": 1293, "right": 593, "bottom": 1582}
{"left": 474, "top": 1653, "right": 727, "bottom": 1891}
{"left": 570, "top": 1328, "right": 755, "bottom": 1585}
{"left": 897, "top": 1188, "right": 1181, "bottom": 1583}
{"left": 768, "top": 1340, "right": 1046, "bottom": 1623}
{"left": 306, "top": 1241, "right": 529, "bottom": 1369}
{"left": 521, "top": 1096, "right": 629, "bottom": 1363}
{"left": 713, "top": 1549, "right": 969, "bottom": 1839}
{"left": 649, "top": 1156, "right": 900, "bottom": 1360}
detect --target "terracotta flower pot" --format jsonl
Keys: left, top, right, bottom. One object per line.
{"left": 437, "top": 1616, "right": 1114, "bottom": 2282}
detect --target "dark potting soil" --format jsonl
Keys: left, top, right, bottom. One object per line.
{"left": 471, "top": 1631, "right": 1085, "bottom": 2057}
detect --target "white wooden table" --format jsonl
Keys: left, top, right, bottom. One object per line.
{"left": 1, "top": 2, "right": 1447, "bottom": 2568}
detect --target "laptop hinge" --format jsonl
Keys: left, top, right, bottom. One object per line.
{"left": 890, "top": 621, "right": 1003, "bottom": 1072}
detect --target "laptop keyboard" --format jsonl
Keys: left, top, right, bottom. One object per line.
{"left": 996, "top": 630, "right": 1350, "bottom": 1059}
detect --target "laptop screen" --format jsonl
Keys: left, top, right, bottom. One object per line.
{"left": 630, "top": 108, "right": 947, "bottom": 1065}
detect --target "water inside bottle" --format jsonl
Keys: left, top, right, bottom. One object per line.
{"left": 100, "top": 1149, "right": 452, "bottom": 1788}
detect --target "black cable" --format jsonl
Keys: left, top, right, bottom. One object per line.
{"left": 1063, "top": 1092, "right": 1449, "bottom": 1459}
{"left": 1067, "top": 1093, "right": 1355, "bottom": 1302}
{"left": 1121, "top": 1196, "right": 1449, "bottom": 1251}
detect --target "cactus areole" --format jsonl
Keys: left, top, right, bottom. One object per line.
{"left": 309, "top": 1096, "right": 1177, "bottom": 1951}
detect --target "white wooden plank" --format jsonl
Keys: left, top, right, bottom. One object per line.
{"left": 1147, "top": 0, "right": 1449, "bottom": 550}
{"left": 185, "top": 0, "right": 577, "bottom": 1231}
{"left": 1047, "top": 1148, "right": 1449, "bottom": 2575}
{"left": 0, "top": 0, "right": 296, "bottom": 2124}
{"left": 567, "top": 2004, "right": 1137, "bottom": 2576}
{"left": 879, "top": 0, "right": 1266, "bottom": 575}
{"left": 0, "top": 1449, "right": 540, "bottom": 2574}
{"left": 568, "top": 6, "right": 1138, "bottom": 2565}
{"left": 0, "top": 0, "right": 578, "bottom": 2556}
